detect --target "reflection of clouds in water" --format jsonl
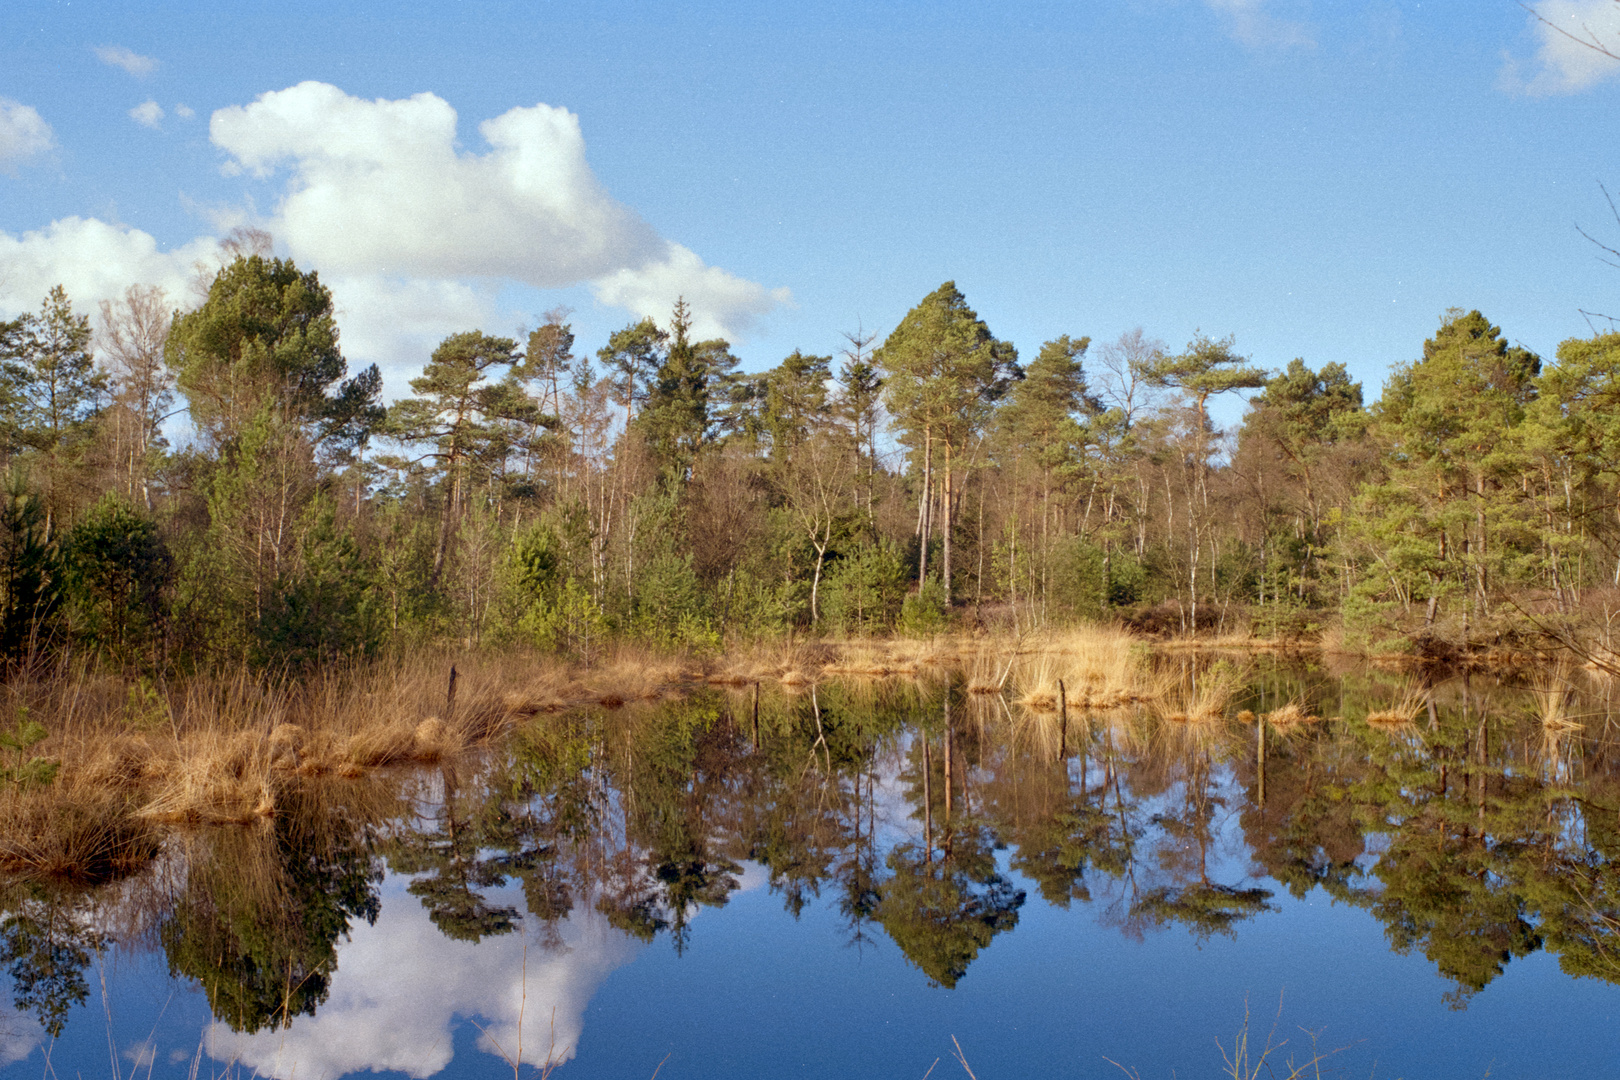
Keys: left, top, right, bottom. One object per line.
{"left": 0, "top": 1001, "right": 42, "bottom": 1066}
{"left": 207, "top": 879, "right": 643, "bottom": 1079}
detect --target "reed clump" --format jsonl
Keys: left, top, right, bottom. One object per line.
{"left": 1366, "top": 684, "right": 1428, "bottom": 728}
{"left": 963, "top": 647, "right": 1007, "bottom": 695}
{"left": 1264, "top": 701, "right": 1321, "bottom": 728}
{"left": 1005, "top": 626, "right": 1153, "bottom": 711}
{"left": 821, "top": 642, "right": 903, "bottom": 678}
{"left": 0, "top": 646, "right": 707, "bottom": 880}
{"left": 1156, "top": 660, "right": 1247, "bottom": 725}
{"left": 0, "top": 772, "right": 159, "bottom": 882}
{"left": 1531, "top": 663, "right": 1583, "bottom": 733}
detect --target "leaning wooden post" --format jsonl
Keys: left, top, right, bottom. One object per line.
{"left": 1058, "top": 679, "right": 1068, "bottom": 759}
{"left": 752, "top": 682, "right": 761, "bottom": 750}
{"left": 446, "top": 665, "right": 459, "bottom": 719}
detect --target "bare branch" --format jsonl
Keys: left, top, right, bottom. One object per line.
{"left": 1521, "top": 1, "right": 1620, "bottom": 62}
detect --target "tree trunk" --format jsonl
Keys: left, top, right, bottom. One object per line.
{"left": 942, "top": 440, "right": 954, "bottom": 603}
{"left": 918, "top": 427, "right": 933, "bottom": 583}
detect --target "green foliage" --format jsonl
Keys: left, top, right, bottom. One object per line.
{"left": 386, "top": 331, "right": 533, "bottom": 477}
{"left": 1142, "top": 331, "right": 1268, "bottom": 419}
{"left": 62, "top": 494, "right": 172, "bottom": 664}
{"left": 498, "top": 522, "right": 607, "bottom": 657}
{"left": 1131, "top": 882, "right": 1275, "bottom": 942}
{"left": 0, "top": 707, "right": 58, "bottom": 790}
{"left": 162, "top": 801, "right": 380, "bottom": 1033}
{"left": 124, "top": 676, "right": 169, "bottom": 731}
{"left": 820, "top": 540, "right": 908, "bottom": 634}
{"left": 0, "top": 286, "right": 105, "bottom": 519}
{"left": 1346, "top": 309, "right": 1542, "bottom": 639}
{"left": 168, "top": 255, "right": 348, "bottom": 444}
{"left": 19, "top": 262, "right": 1620, "bottom": 671}
{"left": 875, "top": 830, "right": 1025, "bottom": 989}
{"left": 877, "top": 282, "right": 1021, "bottom": 438}
{"left": 0, "top": 472, "right": 59, "bottom": 663}
{"left": 1047, "top": 536, "right": 1108, "bottom": 621}
{"left": 256, "top": 496, "right": 380, "bottom": 666}
{"left": 633, "top": 551, "right": 718, "bottom": 650}
{"left": 0, "top": 891, "right": 100, "bottom": 1037}
{"left": 898, "top": 576, "right": 949, "bottom": 636}
{"left": 715, "top": 568, "right": 799, "bottom": 640}
{"left": 597, "top": 317, "right": 667, "bottom": 418}
{"left": 1105, "top": 547, "right": 1146, "bottom": 607}
{"left": 639, "top": 299, "right": 731, "bottom": 478}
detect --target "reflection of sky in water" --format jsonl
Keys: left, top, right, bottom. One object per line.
{"left": 206, "top": 879, "right": 638, "bottom": 1078}
{"left": 206, "top": 864, "right": 770, "bottom": 1079}
{"left": 0, "top": 1003, "right": 41, "bottom": 1066}
{"left": 13, "top": 818, "right": 1620, "bottom": 1080}
{"left": 12, "top": 673, "right": 1620, "bottom": 1078}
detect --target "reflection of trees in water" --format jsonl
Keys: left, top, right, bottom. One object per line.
{"left": 1130, "top": 729, "right": 1274, "bottom": 941}
{"left": 1233, "top": 665, "right": 1620, "bottom": 1004}
{"left": 0, "top": 885, "right": 102, "bottom": 1036}
{"left": 876, "top": 830, "right": 1023, "bottom": 988}
{"left": 15, "top": 663, "right": 1620, "bottom": 1037}
{"left": 161, "top": 788, "right": 382, "bottom": 1032}
{"left": 383, "top": 761, "right": 520, "bottom": 942}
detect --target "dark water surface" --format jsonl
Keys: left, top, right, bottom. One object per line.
{"left": 6, "top": 657, "right": 1620, "bottom": 1078}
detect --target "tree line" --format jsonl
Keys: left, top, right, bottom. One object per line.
{"left": 2, "top": 245, "right": 1619, "bottom": 670}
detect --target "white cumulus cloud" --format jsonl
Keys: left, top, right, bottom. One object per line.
{"left": 0, "top": 217, "right": 218, "bottom": 320}
{"left": 209, "top": 81, "right": 787, "bottom": 339}
{"left": 94, "top": 45, "right": 158, "bottom": 76}
{"left": 593, "top": 243, "right": 793, "bottom": 340}
{"left": 0, "top": 82, "right": 786, "bottom": 393}
{"left": 175, "top": 103, "right": 195, "bottom": 119}
{"left": 0, "top": 1002, "right": 42, "bottom": 1067}
{"left": 0, "top": 99, "right": 53, "bottom": 173}
{"left": 326, "top": 274, "right": 499, "bottom": 391}
{"left": 1506, "top": 0, "right": 1620, "bottom": 94}
{"left": 129, "top": 100, "right": 165, "bottom": 129}
{"left": 1202, "top": 0, "right": 1315, "bottom": 49}
{"left": 206, "top": 881, "right": 644, "bottom": 1079}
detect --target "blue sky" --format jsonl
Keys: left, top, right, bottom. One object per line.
{"left": 2, "top": 0, "right": 1619, "bottom": 420}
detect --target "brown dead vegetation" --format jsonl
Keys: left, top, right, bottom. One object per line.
{"left": 0, "top": 628, "right": 1376, "bottom": 882}
{"left": 1366, "top": 684, "right": 1429, "bottom": 728}
{"left": 0, "top": 645, "right": 704, "bottom": 880}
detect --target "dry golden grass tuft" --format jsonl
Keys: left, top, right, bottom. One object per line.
{"left": 0, "top": 646, "right": 674, "bottom": 880}
{"left": 1532, "top": 663, "right": 1583, "bottom": 733}
{"left": 1366, "top": 684, "right": 1428, "bottom": 728}
{"left": 0, "top": 773, "right": 159, "bottom": 882}
{"left": 1264, "top": 701, "right": 1321, "bottom": 728}
{"left": 1154, "top": 660, "right": 1247, "bottom": 725}
{"left": 1013, "top": 626, "right": 1155, "bottom": 711}
{"left": 821, "top": 642, "right": 901, "bottom": 678}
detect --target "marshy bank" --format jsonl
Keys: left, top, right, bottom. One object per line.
{"left": 6, "top": 649, "right": 1620, "bottom": 1077}
{"left": 0, "top": 625, "right": 1591, "bottom": 884}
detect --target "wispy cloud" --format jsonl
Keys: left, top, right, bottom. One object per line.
{"left": 93, "top": 44, "right": 158, "bottom": 77}
{"left": 1503, "top": 0, "right": 1620, "bottom": 95}
{"left": 0, "top": 99, "right": 53, "bottom": 173}
{"left": 129, "top": 100, "right": 164, "bottom": 129}
{"left": 175, "top": 103, "right": 195, "bottom": 119}
{"left": 1202, "top": 0, "right": 1315, "bottom": 50}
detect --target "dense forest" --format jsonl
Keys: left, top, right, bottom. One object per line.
{"left": 3, "top": 236, "right": 1620, "bottom": 673}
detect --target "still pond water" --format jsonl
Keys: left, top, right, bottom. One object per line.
{"left": 5, "top": 658, "right": 1620, "bottom": 1079}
